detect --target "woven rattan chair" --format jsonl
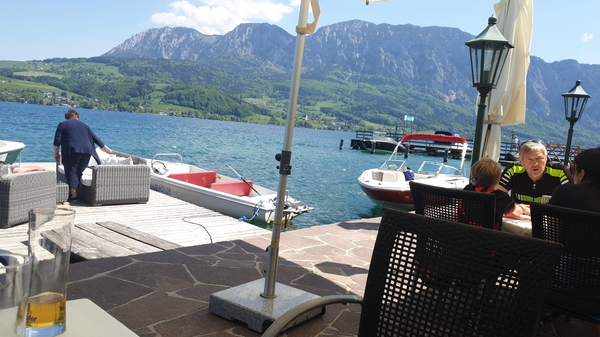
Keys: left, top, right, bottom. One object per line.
{"left": 262, "top": 209, "right": 563, "bottom": 337}
{"left": 409, "top": 181, "right": 497, "bottom": 229}
{"left": 57, "top": 150, "right": 151, "bottom": 206}
{"left": 531, "top": 203, "right": 600, "bottom": 324}
{"left": 0, "top": 166, "right": 56, "bottom": 228}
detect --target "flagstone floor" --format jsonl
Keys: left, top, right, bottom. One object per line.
{"left": 66, "top": 217, "right": 584, "bottom": 336}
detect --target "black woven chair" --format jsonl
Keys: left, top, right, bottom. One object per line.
{"left": 262, "top": 209, "right": 563, "bottom": 337}
{"left": 531, "top": 203, "right": 600, "bottom": 324}
{"left": 410, "top": 181, "right": 497, "bottom": 229}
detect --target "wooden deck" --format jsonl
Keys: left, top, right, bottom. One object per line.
{"left": 0, "top": 188, "right": 270, "bottom": 259}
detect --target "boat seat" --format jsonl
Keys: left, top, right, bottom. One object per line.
{"left": 169, "top": 171, "right": 217, "bottom": 188}
{"left": 382, "top": 172, "right": 404, "bottom": 183}
{"left": 210, "top": 180, "right": 253, "bottom": 196}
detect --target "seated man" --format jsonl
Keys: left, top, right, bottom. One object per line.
{"left": 497, "top": 140, "right": 568, "bottom": 204}
{"left": 464, "top": 158, "right": 529, "bottom": 230}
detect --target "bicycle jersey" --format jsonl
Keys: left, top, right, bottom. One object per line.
{"left": 499, "top": 165, "right": 568, "bottom": 204}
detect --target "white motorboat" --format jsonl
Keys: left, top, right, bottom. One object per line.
{"left": 148, "top": 153, "right": 311, "bottom": 224}
{"left": 0, "top": 140, "right": 25, "bottom": 165}
{"left": 357, "top": 134, "right": 470, "bottom": 208}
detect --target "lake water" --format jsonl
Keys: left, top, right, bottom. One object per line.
{"left": 1, "top": 101, "right": 470, "bottom": 230}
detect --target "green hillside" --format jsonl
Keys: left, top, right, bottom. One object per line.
{"left": 0, "top": 58, "right": 478, "bottom": 135}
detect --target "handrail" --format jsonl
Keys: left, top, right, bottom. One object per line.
{"left": 151, "top": 153, "right": 183, "bottom": 165}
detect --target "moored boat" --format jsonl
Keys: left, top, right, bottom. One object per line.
{"left": 352, "top": 131, "right": 406, "bottom": 154}
{"left": 148, "top": 153, "right": 311, "bottom": 224}
{"left": 0, "top": 140, "right": 25, "bottom": 164}
{"left": 357, "top": 134, "right": 470, "bottom": 208}
{"left": 360, "top": 132, "right": 406, "bottom": 154}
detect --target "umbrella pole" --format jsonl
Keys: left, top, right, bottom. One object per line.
{"left": 209, "top": 0, "right": 325, "bottom": 333}
{"left": 263, "top": 0, "right": 310, "bottom": 297}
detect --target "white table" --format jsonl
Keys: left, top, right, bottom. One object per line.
{"left": 0, "top": 298, "right": 137, "bottom": 337}
{"left": 502, "top": 218, "right": 532, "bottom": 237}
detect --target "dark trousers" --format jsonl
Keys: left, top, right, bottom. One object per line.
{"left": 62, "top": 153, "right": 91, "bottom": 189}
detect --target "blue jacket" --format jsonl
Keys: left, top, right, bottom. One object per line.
{"left": 54, "top": 118, "right": 105, "bottom": 164}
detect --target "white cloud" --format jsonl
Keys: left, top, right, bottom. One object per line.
{"left": 581, "top": 32, "right": 594, "bottom": 42}
{"left": 151, "top": 0, "right": 295, "bottom": 35}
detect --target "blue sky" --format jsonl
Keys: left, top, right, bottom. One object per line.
{"left": 1, "top": 0, "right": 598, "bottom": 65}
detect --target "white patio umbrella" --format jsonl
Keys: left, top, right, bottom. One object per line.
{"left": 480, "top": 0, "right": 533, "bottom": 161}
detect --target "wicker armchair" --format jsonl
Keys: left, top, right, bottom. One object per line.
{"left": 58, "top": 150, "right": 151, "bottom": 206}
{"left": 0, "top": 165, "right": 56, "bottom": 228}
{"left": 263, "top": 209, "right": 563, "bottom": 337}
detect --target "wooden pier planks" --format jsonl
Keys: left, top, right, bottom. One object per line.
{"left": 0, "top": 187, "right": 270, "bottom": 259}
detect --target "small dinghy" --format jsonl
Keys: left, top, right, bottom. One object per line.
{"left": 148, "top": 153, "right": 311, "bottom": 224}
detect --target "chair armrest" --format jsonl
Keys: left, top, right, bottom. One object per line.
{"left": 261, "top": 294, "right": 362, "bottom": 337}
{"left": 0, "top": 170, "right": 56, "bottom": 185}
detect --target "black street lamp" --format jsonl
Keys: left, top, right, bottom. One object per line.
{"left": 465, "top": 16, "right": 514, "bottom": 165}
{"left": 562, "top": 79, "right": 590, "bottom": 165}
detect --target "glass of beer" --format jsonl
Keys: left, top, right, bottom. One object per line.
{"left": 26, "top": 207, "right": 75, "bottom": 337}
{"left": 0, "top": 252, "right": 32, "bottom": 337}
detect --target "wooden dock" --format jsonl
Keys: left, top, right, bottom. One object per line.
{"left": 0, "top": 181, "right": 270, "bottom": 259}
{"left": 349, "top": 131, "right": 581, "bottom": 164}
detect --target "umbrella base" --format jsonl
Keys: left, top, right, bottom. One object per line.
{"left": 209, "top": 278, "right": 324, "bottom": 333}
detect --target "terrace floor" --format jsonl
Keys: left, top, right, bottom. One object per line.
{"left": 65, "top": 217, "right": 583, "bottom": 337}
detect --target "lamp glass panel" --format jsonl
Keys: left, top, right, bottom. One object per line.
{"left": 469, "top": 46, "right": 482, "bottom": 84}
{"left": 572, "top": 97, "right": 582, "bottom": 119}
{"left": 482, "top": 45, "right": 499, "bottom": 84}
{"left": 563, "top": 96, "right": 570, "bottom": 119}
{"left": 493, "top": 44, "right": 511, "bottom": 87}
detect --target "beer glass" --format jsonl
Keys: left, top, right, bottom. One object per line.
{"left": 26, "top": 207, "right": 75, "bottom": 337}
{"left": 0, "top": 252, "right": 32, "bottom": 337}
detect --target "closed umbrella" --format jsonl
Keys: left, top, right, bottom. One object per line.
{"left": 481, "top": 0, "right": 533, "bottom": 161}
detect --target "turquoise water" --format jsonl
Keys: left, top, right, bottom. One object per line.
{"left": 1, "top": 101, "right": 470, "bottom": 229}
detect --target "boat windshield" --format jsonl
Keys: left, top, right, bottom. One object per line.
{"left": 379, "top": 160, "right": 406, "bottom": 171}
{"left": 417, "top": 161, "right": 462, "bottom": 176}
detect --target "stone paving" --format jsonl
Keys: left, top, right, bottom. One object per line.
{"left": 66, "top": 217, "right": 582, "bottom": 337}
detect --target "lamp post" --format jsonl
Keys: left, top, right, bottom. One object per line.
{"left": 465, "top": 16, "right": 514, "bottom": 165}
{"left": 561, "top": 79, "right": 590, "bottom": 165}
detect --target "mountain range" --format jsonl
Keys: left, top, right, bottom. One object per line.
{"left": 102, "top": 20, "right": 600, "bottom": 147}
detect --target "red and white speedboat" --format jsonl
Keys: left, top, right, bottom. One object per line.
{"left": 357, "top": 134, "right": 470, "bottom": 208}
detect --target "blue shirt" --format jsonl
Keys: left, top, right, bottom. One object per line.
{"left": 54, "top": 118, "right": 105, "bottom": 164}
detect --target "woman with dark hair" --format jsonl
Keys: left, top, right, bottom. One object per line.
{"left": 548, "top": 148, "right": 600, "bottom": 337}
{"left": 549, "top": 147, "right": 600, "bottom": 212}
{"left": 53, "top": 109, "right": 112, "bottom": 201}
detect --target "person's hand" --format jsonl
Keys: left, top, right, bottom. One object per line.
{"left": 102, "top": 145, "right": 113, "bottom": 153}
{"left": 54, "top": 153, "right": 61, "bottom": 164}
{"left": 520, "top": 204, "right": 531, "bottom": 216}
